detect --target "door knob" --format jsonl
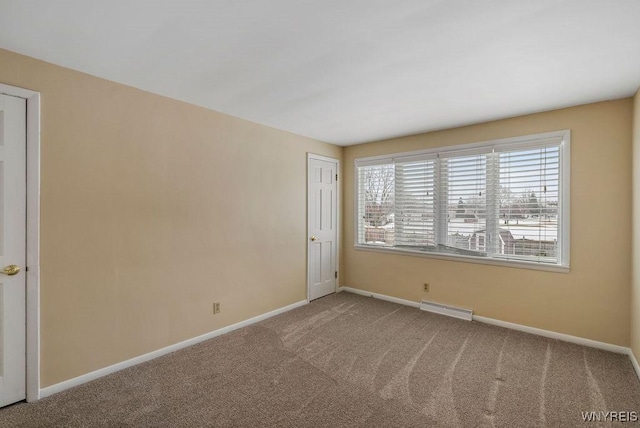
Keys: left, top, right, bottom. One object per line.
{"left": 1, "top": 265, "right": 20, "bottom": 276}
{"left": 310, "top": 236, "right": 317, "bottom": 241}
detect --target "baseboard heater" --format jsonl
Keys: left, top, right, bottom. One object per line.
{"left": 420, "top": 300, "right": 473, "bottom": 321}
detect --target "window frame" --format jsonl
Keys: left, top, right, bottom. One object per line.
{"left": 353, "top": 130, "right": 570, "bottom": 273}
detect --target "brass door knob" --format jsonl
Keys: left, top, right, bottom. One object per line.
{"left": 310, "top": 236, "right": 317, "bottom": 241}
{"left": 1, "top": 265, "right": 20, "bottom": 276}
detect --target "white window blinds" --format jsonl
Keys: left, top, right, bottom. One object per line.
{"left": 355, "top": 131, "right": 569, "bottom": 270}
{"left": 496, "top": 145, "right": 560, "bottom": 263}
{"left": 440, "top": 152, "right": 489, "bottom": 255}
{"left": 395, "top": 157, "right": 436, "bottom": 248}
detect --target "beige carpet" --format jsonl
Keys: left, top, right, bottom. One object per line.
{"left": 2, "top": 291, "right": 640, "bottom": 427}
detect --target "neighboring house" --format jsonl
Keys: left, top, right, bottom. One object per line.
{"left": 470, "top": 228, "right": 557, "bottom": 258}
{"left": 470, "top": 229, "right": 516, "bottom": 254}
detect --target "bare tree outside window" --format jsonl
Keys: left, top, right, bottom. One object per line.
{"left": 361, "top": 165, "right": 395, "bottom": 244}
{"left": 363, "top": 165, "right": 394, "bottom": 227}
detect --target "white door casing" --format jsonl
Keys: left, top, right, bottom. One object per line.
{"left": 0, "top": 93, "right": 27, "bottom": 407}
{"left": 307, "top": 154, "right": 338, "bottom": 301}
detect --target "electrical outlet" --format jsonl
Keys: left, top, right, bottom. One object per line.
{"left": 423, "top": 283, "right": 429, "bottom": 292}
{"left": 213, "top": 302, "right": 221, "bottom": 314}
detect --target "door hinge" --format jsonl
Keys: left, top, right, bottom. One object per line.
{"left": 336, "top": 174, "right": 338, "bottom": 181}
{"left": 335, "top": 271, "right": 338, "bottom": 279}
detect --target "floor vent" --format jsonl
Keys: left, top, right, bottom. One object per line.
{"left": 420, "top": 300, "right": 473, "bottom": 321}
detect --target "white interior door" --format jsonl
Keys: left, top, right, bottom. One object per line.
{"left": 0, "top": 93, "right": 27, "bottom": 407}
{"left": 307, "top": 155, "right": 338, "bottom": 301}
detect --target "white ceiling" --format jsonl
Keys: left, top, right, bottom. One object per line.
{"left": 1, "top": 1, "right": 639, "bottom": 146}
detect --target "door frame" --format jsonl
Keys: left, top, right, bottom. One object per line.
{"left": 0, "top": 83, "right": 41, "bottom": 402}
{"left": 306, "top": 153, "right": 340, "bottom": 302}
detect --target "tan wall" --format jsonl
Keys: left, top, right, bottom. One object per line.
{"left": 0, "top": 45, "right": 632, "bottom": 387}
{"left": 632, "top": 89, "right": 640, "bottom": 357}
{"left": 344, "top": 99, "right": 633, "bottom": 346}
{"left": 0, "top": 48, "right": 342, "bottom": 387}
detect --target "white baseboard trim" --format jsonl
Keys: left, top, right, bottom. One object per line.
{"left": 339, "top": 286, "right": 631, "bottom": 356}
{"left": 338, "top": 286, "right": 420, "bottom": 308}
{"left": 472, "top": 315, "right": 629, "bottom": 355}
{"left": 629, "top": 350, "right": 640, "bottom": 381}
{"left": 39, "top": 299, "right": 308, "bottom": 399}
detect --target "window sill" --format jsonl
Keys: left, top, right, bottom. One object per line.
{"left": 353, "top": 244, "right": 570, "bottom": 273}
